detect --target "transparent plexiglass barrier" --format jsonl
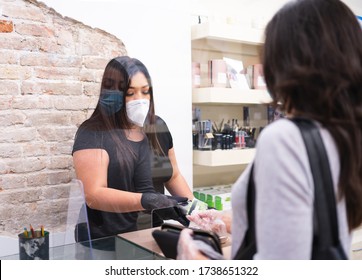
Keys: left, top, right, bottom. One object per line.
{"left": 0, "top": 179, "right": 92, "bottom": 259}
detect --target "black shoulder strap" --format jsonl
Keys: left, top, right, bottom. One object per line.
{"left": 233, "top": 164, "right": 256, "bottom": 260}
{"left": 292, "top": 118, "right": 345, "bottom": 258}
{"left": 234, "top": 118, "right": 345, "bottom": 259}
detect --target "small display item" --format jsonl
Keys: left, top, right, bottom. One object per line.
{"left": 208, "top": 59, "right": 227, "bottom": 88}
{"left": 18, "top": 228, "right": 49, "bottom": 260}
{"left": 192, "top": 62, "right": 201, "bottom": 88}
{"left": 184, "top": 198, "right": 209, "bottom": 215}
{"left": 246, "top": 64, "right": 266, "bottom": 89}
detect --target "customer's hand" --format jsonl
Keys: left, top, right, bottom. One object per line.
{"left": 188, "top": 209, "right": 228, "bottom": 236}
{"left": 177, "top": 228, "right": 208, "bottom": 260}
{"left": 141, "top": 192, "right": 177, "bottom": 210}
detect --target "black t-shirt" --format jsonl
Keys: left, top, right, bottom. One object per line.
{"left": 72, "top": 116, "right": 174, "bottom": 239}
{"left": 150, "top": 116, "right": 173, "bottom": 193}
{"left": 72, "top": 125, "right": 153, "bottom": 238}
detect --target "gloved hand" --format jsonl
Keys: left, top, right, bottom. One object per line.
{"left": 177, "top": 228, "right": 225, "bottom": 260}
{"left": 187, "top": 209, "right": 227, "bottom": 236}
{"left": 141, "top": 192, "right": 178, "bottom": 210}
{"left": 152, "top": 204, "right": 190, "bottom": 227}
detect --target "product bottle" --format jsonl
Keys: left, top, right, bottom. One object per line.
{"left": 192, "top": 62, "right": 201, "bottom": 88}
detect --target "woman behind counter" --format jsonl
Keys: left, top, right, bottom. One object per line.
{"left": 72, "top": 56, "right": 193, "bottom": 240}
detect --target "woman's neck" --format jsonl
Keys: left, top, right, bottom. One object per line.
{"left": 126, "top": 126, "right": 144, "bottom": 141}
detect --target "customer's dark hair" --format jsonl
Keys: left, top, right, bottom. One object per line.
{"left": 263, "top": 0, "right": 362, "bottom": 230}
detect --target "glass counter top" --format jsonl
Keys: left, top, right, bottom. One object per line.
{"left": 0, "top": 234, "right": 165, "bottom": 260}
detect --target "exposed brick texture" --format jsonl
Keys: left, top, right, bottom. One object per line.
{"left": 0, "top": 20, "right": 14, "bottom": 33}
{"left": 0, "top": 0, "right": 127, "bottom": 237}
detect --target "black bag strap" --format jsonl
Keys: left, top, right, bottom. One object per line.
{"left": 292, "top": 118, "right": 345, "bottom": 258}
{"left": 233, "top": 164, "right": 256, "bottom": 259}
{"left": 234, "top": 118, "right": 345, "bottom": 259}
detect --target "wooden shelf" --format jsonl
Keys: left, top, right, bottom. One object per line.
{"left": 193, "top": 148, "right": 255, "bottom": 166}
{"left": 191, "top": 21, "right": 263, "bottom": 176}
{"left": 191, "top": 22, "right": 264, "bottom": 45}
{"left": 192, "top": 87, "right": 271, "bottom": 105}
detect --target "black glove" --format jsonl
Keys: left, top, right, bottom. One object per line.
{"left": 152, "top": 205, "right": 190, "bottom": 227}
{"left": 141, "top": 193, "right": 190, "bottom": 227}
{"left": 165, "top": 195, "right": 189, "bottom": 205}
{"left": 141, "top": 192, "right": 178, "bottom": 210}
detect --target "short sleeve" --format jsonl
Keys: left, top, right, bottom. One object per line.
{"left": 155, "top": 116, "right": 173, "bottom": 152}
{"left": 72, "top": 126, "right": 104, "bottom": 154}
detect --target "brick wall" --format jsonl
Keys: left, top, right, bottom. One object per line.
{"left": 0, "top": 0, "right": 127, "bottom": 237}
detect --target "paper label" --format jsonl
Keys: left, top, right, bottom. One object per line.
{"left": 205, "top": 132, "right": 214, "bottom": 139}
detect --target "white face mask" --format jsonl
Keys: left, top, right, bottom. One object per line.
{"left": 126, "top": 99, "right": 150, "bottom": 127}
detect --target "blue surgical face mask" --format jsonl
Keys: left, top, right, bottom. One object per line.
{"left": 100, "top": 89, "right": 124, "bottom": 115}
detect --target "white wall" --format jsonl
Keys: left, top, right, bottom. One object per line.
{"left": 42, "top": 0, "right": 193, "bottom": 188}
{"left": 41, "top": 0, "right": 361, "bottom": 192}
{"left": 191, "top": 0, "right": 362, "bottom": 22}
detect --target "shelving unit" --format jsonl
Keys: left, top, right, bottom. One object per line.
{"left": 193, "top": 148, "right": 255, "bottom": 166}
{"left": 192, "top": 88, "right": 271, "bottom": 105}
{"left": 191, "top": 22, "right": 264, "bottom": 45}
{"left": 191, "top": 21, "right": 268, "bottom": 188}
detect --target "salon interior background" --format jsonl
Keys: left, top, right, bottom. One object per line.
{"left": 0, "top": 0, "right": 361, "bottom": 237}
{"left": 37, "top": 0, "right": 362, "bottom": 191}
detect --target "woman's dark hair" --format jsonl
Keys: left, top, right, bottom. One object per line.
{"left": 77, "top": 56, "right": 164, "bottom": 169}
{"left": 263, "top": 0, "right": 362, "bottom": 230}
